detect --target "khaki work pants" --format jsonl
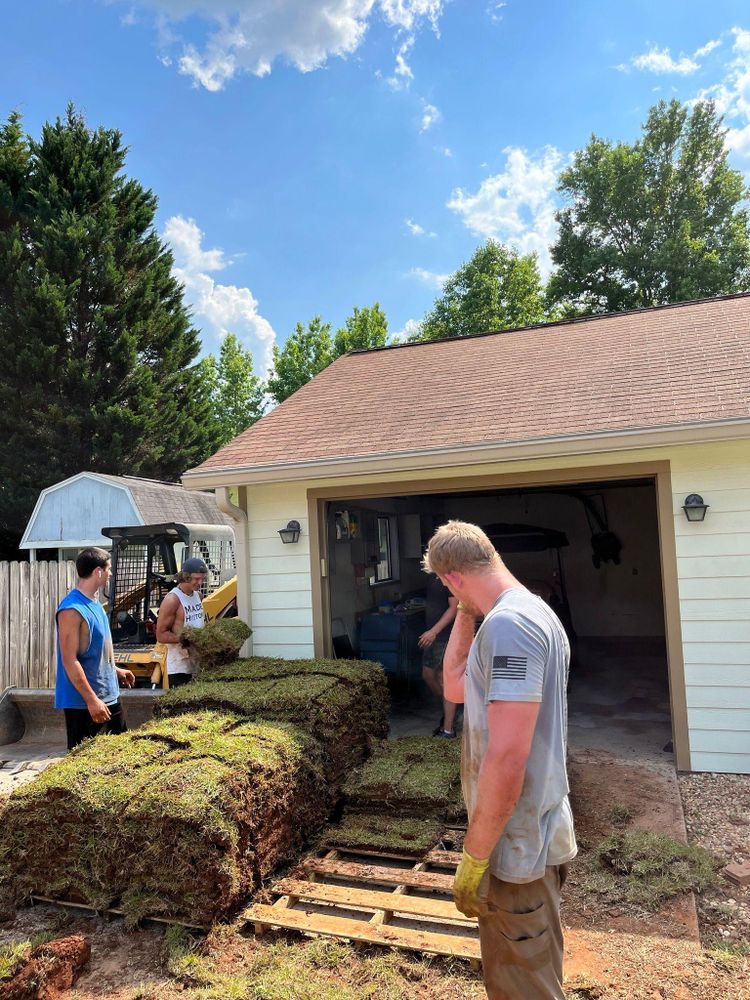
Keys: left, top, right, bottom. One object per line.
{"left": 478, "top": 864, "right": 567, "bottom": 1000}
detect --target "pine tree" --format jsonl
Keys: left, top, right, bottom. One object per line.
{"left": 0, "top": 106, "right": 213, "bottom": 557}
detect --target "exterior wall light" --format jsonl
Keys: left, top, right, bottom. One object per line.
{"left": 278, "top": 520, "right": 301, "bottom": 544}
{"left": 682, "top": 494, "right": 709, "bottom": 522}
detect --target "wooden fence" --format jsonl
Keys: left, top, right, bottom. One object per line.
{"left": 0, "top": 561, "right": 77, "bottom": 691}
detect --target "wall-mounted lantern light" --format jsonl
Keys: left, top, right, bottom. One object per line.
{"left": 278, "top": 520, "right": 301, "bottom": 544}
{"left": 682, "top": 494, "right": 709, "bottom": 523}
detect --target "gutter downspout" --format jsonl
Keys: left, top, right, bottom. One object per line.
{"left": 215, "top": 487, "right": 251, "bottom": 655}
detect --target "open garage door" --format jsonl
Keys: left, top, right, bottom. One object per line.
{"left": 322, "top": 476, "right": 674, "bottom": 761}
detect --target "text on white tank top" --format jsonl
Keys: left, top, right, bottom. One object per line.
{"left": 166, "top": 585, "right": 205, "bottom": 675}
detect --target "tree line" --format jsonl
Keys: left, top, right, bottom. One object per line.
{"left": 1, "top": 98, "right": 748, "bottom": 556}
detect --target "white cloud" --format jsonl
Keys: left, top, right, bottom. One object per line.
{"left": 408, "top": 267, "right": 449, "bottom": 288}
{"left": 392, "top": 318, "right": 422, "bottom": 341}
{"left": 447, "top": 145, "right": 564, "bottom": 276}
{"left": 626, "top": 46, "right": 699, "bottom": 75}
{"left": 420, "top": 101, "right": 441, "bottom": 132}
{"left": 695, "top": 28, "right": 750, "bottom": 161}
{"left": 405, "top": 218, "right": 437, "bottom": 237}
{"left": 386, "top": 35, "right": 415, "bottom": 90}
{"left": 695, "top": 38, "right": 722, "bottom": 58}
{"left": 436, "top": 145, "right": 453, "bottom": 157}
{"left": 164, "top": 215, "right": 276, "bottom": 373}
{"left": 621, "top": 37, "right": 723, "bottom": 76}
{"left": 117, "top": 1, "right": 444, "bottom": 90}
{"left": 486, "top": 2, "right": 507, "bottom": 24}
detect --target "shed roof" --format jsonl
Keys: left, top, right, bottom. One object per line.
{"left": 187, "top": 293, "right": 750, "bottom": 481}
{"left": 20, "top": 473, "right": 231, "bottom": 549}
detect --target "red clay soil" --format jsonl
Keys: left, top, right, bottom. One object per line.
{"left": 0, "top": 934, "right": 90, "bottom": 1000}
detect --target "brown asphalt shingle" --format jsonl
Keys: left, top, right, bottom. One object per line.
{"left": 190, "top": 295, "right": 750, "bottom": 475}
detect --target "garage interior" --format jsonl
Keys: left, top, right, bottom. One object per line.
{"left": 324, "top": 478, "right": 673, "bottom": 760}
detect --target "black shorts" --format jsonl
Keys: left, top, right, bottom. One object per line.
{"left": 64, "top": 700, "right": 127, "bottom": 751}
{"left": 167, "top": 673, "right": 194, "bottom": 689}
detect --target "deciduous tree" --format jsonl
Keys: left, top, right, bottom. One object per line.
{"left": 419, "top": 240, "right": 546, "bottom": 341}
{"left": 266, "top": 316, "right": 334, "bottom": 405}
{"left": 549, "top": 99, "right": 750, "bottom": 313}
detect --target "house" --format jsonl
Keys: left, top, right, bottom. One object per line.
{"left": 183, "top": 293, "right": 750, "bottom": 775}
{"left": 20, "top": 472, "right": 232, "bottom": 560}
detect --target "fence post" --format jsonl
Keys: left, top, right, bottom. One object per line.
{"left": 0, "top": 562, "right": 9, "bottom": 691}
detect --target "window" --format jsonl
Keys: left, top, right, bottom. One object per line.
{"left": 375, "top": 516, "right": 392, "bottom": 582}
{"left": 373, "top": 515, "right": 399, "bottom": 583}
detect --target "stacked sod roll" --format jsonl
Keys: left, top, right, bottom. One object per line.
{"left": 0, "top": 713, "right": 325, "bottom": 924}
{"left": 322, "top": 735, "right": 465, "bottom": 857}
{"left": 0, "top": 646, "right": 390, "bottom": 924}
{"left": 155, "top": 658, "right": 390, "bottom": 794}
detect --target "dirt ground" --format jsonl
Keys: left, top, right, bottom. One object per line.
{"left": 1, "top": 751, "right": 748, "bottom": 999}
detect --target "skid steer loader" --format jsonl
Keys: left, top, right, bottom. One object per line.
{"left": 103, "top": 521, "right": 238, "bottom": 689}
{"left": 0, "top": 522, "right": 238, "bottom": 788}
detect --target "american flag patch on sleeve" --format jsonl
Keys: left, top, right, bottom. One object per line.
{"left": 492, "top": 655, "right": 527, "bottom": 681}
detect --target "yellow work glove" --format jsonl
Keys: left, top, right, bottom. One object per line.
{"left": 453, "top": 848, "right": 490, "bottom": 918}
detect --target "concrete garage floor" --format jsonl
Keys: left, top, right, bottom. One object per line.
{"left": 567, "top": 636, "right": 673, "bottom": 766}
{"left": 389, "top": 635, "right": 674, "bottom": 766}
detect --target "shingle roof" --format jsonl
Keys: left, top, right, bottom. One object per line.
{"left": 96, "top": 475, "right": 233, "bottom": 526}
{"left": 191, "top": 294, "right": 750, "bottom": 475}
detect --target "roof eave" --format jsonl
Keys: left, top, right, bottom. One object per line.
{"left": 181, "top": 416, "right": 750, "bottom": 490}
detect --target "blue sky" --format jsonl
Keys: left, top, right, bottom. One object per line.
{"left": 3, "top": 0, "right": 750, "bottom": 371}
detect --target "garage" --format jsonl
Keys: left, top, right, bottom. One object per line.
{"left": 320, "top": 475, "right": 672, "bottom": 755}
{"left": 183, "top": 293, "right": 750, "bottom": 774}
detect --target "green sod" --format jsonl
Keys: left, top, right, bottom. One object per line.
{"left": 181, "top": 618, "right": 252, "bottom": 671}
{"left": 0, "top": 713, "right": 324, "bottom": 925}
{"left": 155, "top": 658, "right": 389, "bottom": 793}
{"left": 322, "top": 812, "right": 445, "bottom": 856}
{"left": 344, "top": 736, "right": 462, "bottom": 820}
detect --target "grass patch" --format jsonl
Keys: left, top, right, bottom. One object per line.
{"left": 182, "top": 618, "right": 252, "bottom": 670}
{"left": 591, "top": 831, "right": 719, "bottom": 910}
{"left": 344, "top": 736, "right": 462, "bottom": 819}
{"left": 322, "top": 812, "right": 445, "bottom": 855}
{"left": 156, "top": 658, "right": 389, "bottom": 793}
{"left": 608, "top": 804, "right": 633, "bottom": 827}
{"left": 0, "top": 932, "right": 56, "bottom": 982}
{"left": 0, "top": 712, "right": 325, "bottom": 924}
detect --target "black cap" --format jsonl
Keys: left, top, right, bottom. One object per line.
{"left": 182, "top": 557, "right": 208, "bottom": 574}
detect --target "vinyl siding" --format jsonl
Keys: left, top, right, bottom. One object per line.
{"left": 240, "top": 437, "right": 750, "bottom": 773}
{"left": 672, "top": 441, "right": 750, "bottom": 773}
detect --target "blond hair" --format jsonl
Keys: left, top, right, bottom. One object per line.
{"left": 422, "top": 520, "right": 501, "bottom": 577}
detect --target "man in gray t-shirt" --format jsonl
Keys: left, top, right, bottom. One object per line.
{"left": 423, "top": 520, "right": 576, "bottom": 1000}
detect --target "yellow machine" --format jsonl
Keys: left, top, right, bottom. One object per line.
{"left": 102, "top": 522, "right": 237, "bottom": 689}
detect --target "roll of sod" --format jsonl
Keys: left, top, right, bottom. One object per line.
{"left": 0, "top": 712, "right": 325, "bottom": 925}
{"left": 155, "top": 658, "right": 389, "bottom": 794}
{"left": 181, "top": 618, "right": 252, "bottom": 671}
{"left": 343, "top": 736, "right": 463, "bottom": 820}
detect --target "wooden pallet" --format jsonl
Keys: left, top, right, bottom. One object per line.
{"left": 30, "top": 895, "right": 206, "bottom": 930}
{"left": 242, "top": 847, "right": 480, "bottom": 965}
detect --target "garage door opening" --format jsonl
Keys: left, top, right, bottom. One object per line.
{"left": 322, "top": 477, "right": 673, "bottom": 760}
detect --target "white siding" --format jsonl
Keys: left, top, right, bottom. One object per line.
{"left": 671, "top": 441, "right": 750, "bottom": 773}
{"left": 246, "top": 483, "right": 314, "bottom": 658}
{"left": 239, "top": 437, "right": 750, "bottom": 773}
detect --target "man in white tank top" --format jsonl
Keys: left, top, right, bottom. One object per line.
{"left": 156, "top": 557, "right": 208, "bottom": 687}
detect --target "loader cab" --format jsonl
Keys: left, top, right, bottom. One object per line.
{"left": 100, "top": 523, "right": 236, "bottom": 686}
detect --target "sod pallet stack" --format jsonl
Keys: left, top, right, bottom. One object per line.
{"left": 323, "top": 736, "right": 464, "bottom": 856}
{"left": 0, "top": 713, "right": 325, "bottom": 925}
{"left": 155, "top": 657, "right": 390, "bottom": 794}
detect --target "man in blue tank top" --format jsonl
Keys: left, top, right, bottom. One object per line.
{"left": 55, "top": 547, "right": 135, "bottom": 750}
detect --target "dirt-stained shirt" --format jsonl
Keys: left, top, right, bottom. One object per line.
{"left": 462, "top": 586, "right": 577, "bottom": 883}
